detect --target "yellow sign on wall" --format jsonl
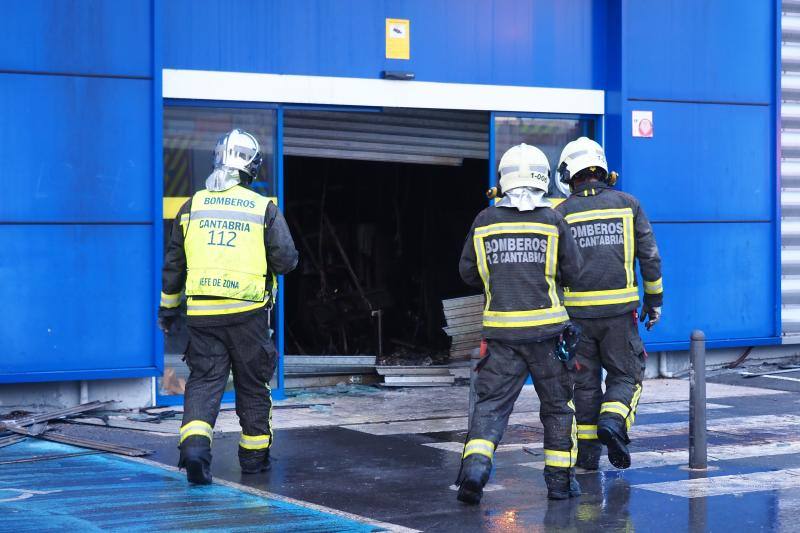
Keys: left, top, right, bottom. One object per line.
{"left": 386, "top": 18, "right": 410, "bottom": 60}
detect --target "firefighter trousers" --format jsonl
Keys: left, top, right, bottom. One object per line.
{"left": 179, "top": 309, "right": 277, "bottom": 468}
{"left": 573, "top": 312, "right": 645, "bottom": 446}
{"left": 463, "top": 338, "right": 577, "bottom": 476}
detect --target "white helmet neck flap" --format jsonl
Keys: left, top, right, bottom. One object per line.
{"left": 557, "top": 137, "right": 607, "bottom": 185}
{"left": 498, "top": 143, "right": 550, "bottom": 194}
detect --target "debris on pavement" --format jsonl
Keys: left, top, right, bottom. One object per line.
{"left": 442, "top": 295, "right": 483, "bottom": 362}
{"left": 0, "top": 401, "right": 152, "bottom": 457}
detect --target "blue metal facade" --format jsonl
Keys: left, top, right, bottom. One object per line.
{"left": 606, "top": 0, "right": 779, "bottom": 349}
{"left": 0, "top": 0, "right": 778, "bottom": 383}
{"left": 0, "top": 1, "right": 162, "bottom": 382}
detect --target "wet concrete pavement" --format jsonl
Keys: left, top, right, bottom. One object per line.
{"left": 3, "top": 375, "right": 800, "bottom": 531}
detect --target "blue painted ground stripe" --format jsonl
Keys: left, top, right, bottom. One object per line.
{"left": 0, "top": 440, "right": 385, "bottom": 532}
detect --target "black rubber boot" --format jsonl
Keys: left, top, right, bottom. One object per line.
{"left": 544, "top": 468, "right": 571, "bottom": 500}
{"left": 240, "top": 449, "right": 271, "bottom": 474}
{"left": 576, "top": 440, "right": 602, "bottom": 470}
{"left": 597, "top": 418, "right": 631, "bottom": 470}
{"left": 179, "top": 436, "right": 213, "bottom": 485}
{"left": 456, "top": 455, "right": 492, "bottom": 505}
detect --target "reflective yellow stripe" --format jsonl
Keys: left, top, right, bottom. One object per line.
{"left": 239, "top": 433, "right": 271, "bottom": 450}
{"left": 624, "top": 213, "right": 634, "bottom": 286}
{"left": 473, "top": 234, "right": 492, "bottom": 312}
{"left": 600, "top": 401, "right": 630, "bottom": 419}
{"left": 644, "top": 277, "right": 663, "bottom": 295}
{"left": 180, "top": 213, "right": 190, "bottom": 237}
{"left": 483, "top": 306, "right": 569, "bottom": 328}
{"left": 474, "top": 222, "right": 558, "bottom": 238}
{"left": 626, "top": 384, "right": 643, "bottom": 430}
{"left": 266, "top": 382, "right": 274, "bottom": 446}
{"left": 563, "top": 286, "right": 640, "bottom": 307}
{"left": 179, "top": 420, "right": 213, "bottom": 444}
{"left": 463, "top": 438, "right": 495, "bottom": 460}
{"left": 545, "top": 235, "right": 559, "bottom": 308}
{"left": 187, "top": 297, "right": 267, "bottom": 316}
{"left": 160, "top": 291, "right": 182, "bottom": 309}
{"left": 544, "top": 449, "right": 575, "bottom": 468}
{"left": 563, "top": 208, "right": 633, "bottom": 224}
{"left": 577, "top": 424, "right": 598, "bottom": 440}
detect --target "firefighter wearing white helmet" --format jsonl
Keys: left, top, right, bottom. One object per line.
{"left": 456, "top": 143, "right": 584, "bottom": 503}
{"left": 158, "top": 129, "right": 298, "bottom": 484}
{"left": 555, "top": 137, "right": 663, "bottom": 473}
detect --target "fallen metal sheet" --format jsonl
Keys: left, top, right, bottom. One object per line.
{"left": 285, "top": 367, "right": 377, "bottom": 376}
{"left": 284, "top": 355, "right": 377, "bottom": 365}
{"left": 4, "top": 425, "right": 151, "bottom": 457}
{"left": 443, "top": 323, "right": 483, "bottom": 336}
{"left": 0, "top": 435, "right": 26, "bottom": 448}
{"left": 59, "top": 417, "right": 177, "bottom": 436}
{"left": 376, "top": 366, "right": 452, "bottom": 376}
{"left": 442, "top": 295, "right": 484, "bottom": 310}
{"left": 381, "top": 375, "right": 455, "bottom": 387}
{"left": 449, "top": 332, "right": 482, "bottom": 343}
{"left": 741, "top": 368, "right": 800, "bottom": 378}
{"left": 0, "top": 400, "right": 113, "bottom": 431}
{"left": 443, "top": 314, "right": 483, "bottom": 327}
{"left": 285, "top": 374, "right": 381, "bottom": 389}
{"left": 0, "top": 450, "right": 104, "bottom": 465}
{"left": 284, "top": 355, "right": 378, "bottom": 376}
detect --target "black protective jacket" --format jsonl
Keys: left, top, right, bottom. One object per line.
{"left": 161, "top": 188, "right": 298, "bottom": 326}
{"left": 555, "top": 181, "right": 662, "bottom": 319}
{"left": 459, "top": 203, "right": 584, "bottom": 342}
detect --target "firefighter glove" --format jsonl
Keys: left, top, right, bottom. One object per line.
{"left": 640, "top": 304, "right": 661, "bottom": 331}
{"left": 158, "top": 307, "right": 179, "bottom": 335}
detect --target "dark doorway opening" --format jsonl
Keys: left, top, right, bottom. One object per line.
{"left": 284, "top": 156, "right": 486, "bottom": 363}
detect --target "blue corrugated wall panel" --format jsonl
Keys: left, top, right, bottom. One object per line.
{"left": 606, "top": 0, "right": 779, "bottom": 348}
{"left": 0, "top": 75, "right": 152, "bottom": 222}
{"left": 163, "top": 0, "right": 604, "bottom": 89}
{"left": 0, "top": 1, "right": 152, "bottom": 77}
{"left": 0, "top": 1, "right": 160, "bottom": 383}
{"left": 0, "top": 226, "right": 156, "bottom": 381}
{"left": 621, "top": 101, "right": 772, "bottom": 222}
{"left": 639, "top": 222, "right": 775, "bottom": 345}
{"left": 625, "top": 0, "right": 772, "bottom": 104}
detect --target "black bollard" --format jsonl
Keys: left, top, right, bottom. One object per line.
{"left": 689, "top": 330, "right": 707, "bottom": 469}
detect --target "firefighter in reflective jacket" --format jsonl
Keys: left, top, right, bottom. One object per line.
{"left": 158, "top": 129, "right": 298, "bottom": 484}
{"left": 457, "top": 143, "right": 584, "bottom": 503}
{"left": 555, "top": 137, "right": 663, "bottom": 471}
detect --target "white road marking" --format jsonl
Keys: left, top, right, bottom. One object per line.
{"left": 448, "top": 483, "right": 505, "bottom": 492}
{"left": 749, "top": 374, "right": 800, "bottom": 384}
{"left": 634, "top": 468, "right": 800, "bottom": 498}
{"left": 633, "top": 414, "right": 800, "bottom": 439}
{"left": 424, "top": 442, "right": 542, "bottom": 454}
{"left": 424, "top": 414, "right": 800, "bottom": 456}
{"left": 637, "top": 402, "right": 731, "bottom": 415}
{"left": 344, "top": 401, "right": 731, "bottom": 436}
{"left": 520, "top": 440, "right": 800, "bottom": 471}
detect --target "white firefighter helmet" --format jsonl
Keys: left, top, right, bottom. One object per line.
{"left": 214, "top": 129, "right": 262, "bottom": 178}
{"left": 498, "top": 143, "right": 550, "bottom": 194}
{"left": 557, "top": 137, "right": 608, "bottom": 185}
